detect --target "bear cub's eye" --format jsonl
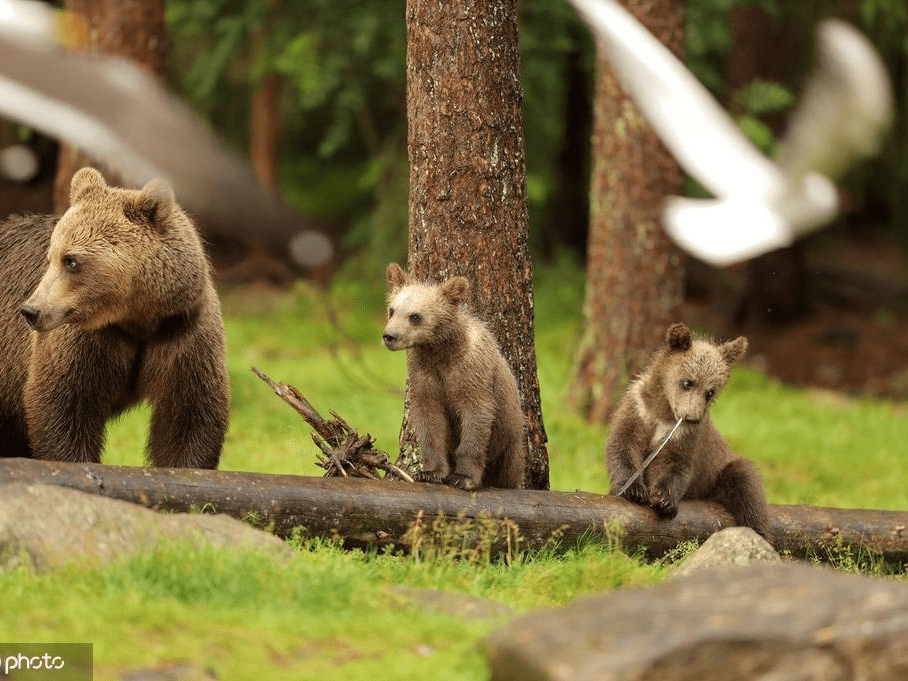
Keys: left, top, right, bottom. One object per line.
{"left": 705, "top": 388, "right": 716, "bottom": 402}
{"left": 388, "top": 307, "right": 394, "bottom": 319}
{"left": 408, "top": 312, "right": 422, "bottom": 325}
{"left": 681, "top": 378, "right": 694, "bottom": 390}
{"left": 62, "top": 255, "right": 80, "bottom": 274}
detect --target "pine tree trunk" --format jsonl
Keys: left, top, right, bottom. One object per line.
{"left": 403, "top": 0, "right": 549, "bottom": 489}
{"left": 53, "top": 0, "right": 166, "bottom": 212}
{"left": 569, "top": 0, "right": 687, "bottom": 424}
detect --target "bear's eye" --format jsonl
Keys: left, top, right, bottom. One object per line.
{"left": 681, "top": 378, "right": 694, "bottom": 390}
{"left": 388, "top": 307, "right": 394, "bottom": 319}
{"left": 408, "top": 312, "right": 422, "bottom": 325}
{"left": 62, "top": 255, "right": 80, "bottom": 274}
{"left": 705, "top": 388, "right": 716, "bottom": 402}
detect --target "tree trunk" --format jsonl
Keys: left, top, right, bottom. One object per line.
{"left": 53, "top": 0, "right": 166, "bottom": 212}
{"left": 569, "top": 0, "right": 687, "bottom": 424}
{"left": 403, "top": 0, "right": 549, "bottom": 489}
{"left": 3, "top": 458, "right": 908, "bottom": 564}
{"left": 250, "top": 73, "right": 281, "bottom": 193}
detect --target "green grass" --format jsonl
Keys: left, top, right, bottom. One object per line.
{"left": 13, "top": 257, "right": 908, "bottom": 679}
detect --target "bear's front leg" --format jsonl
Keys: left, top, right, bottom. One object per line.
{"left": 410, "top": 392, "right": 451, "bottom": 484}
{"left": 645, "top": 452, "right": 693, "bottom": 520}
{"left": 23, "top": 330, "right": 110, "bottom": 462}
{"left": 606, "top": 418, "right": 650, "bottom": 506}
{"left": 447, "top": 402, "right": 494, "bottom": 490}
{"left": 146, "top": 327, "right": 229, "bottom": 469}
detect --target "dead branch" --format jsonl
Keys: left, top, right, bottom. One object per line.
{"left": 251, "top": 366, "right": 413, "bottom": 482}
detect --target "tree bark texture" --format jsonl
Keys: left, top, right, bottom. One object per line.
{"left": 404, "top": 0, "right": 549, "bottom": 489}
{"left": 53, "top": 0, "right": 166, "bottom": 212}
{"left": 569, "top": 0, "right": 687, "bottom": 424}
{"left": 3, "top": 459, "right": 908, "bottom": 564}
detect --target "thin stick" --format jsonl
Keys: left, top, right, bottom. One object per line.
{"left": 616, "top": 417, "right": 683, "bottom": 496}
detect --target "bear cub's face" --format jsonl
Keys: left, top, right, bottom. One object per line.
{"left": 660, "top": 323, "right": 747, "bottom": 424}
{"left": 382, "top": 263, "right": 469, "bottom": 351}
{"left": 21, "top": 168, "right": 176, "bottom": 333}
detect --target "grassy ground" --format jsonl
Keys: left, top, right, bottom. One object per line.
{"left": 6, "top": 257, "right": 908, "bottom": 679}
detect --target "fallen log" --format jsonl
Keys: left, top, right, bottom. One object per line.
{"left": 1, "top": 457, "right": 906, "bottom": 563}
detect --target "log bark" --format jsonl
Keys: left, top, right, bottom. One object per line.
{"left": 1, "top": 458, "right": 907, "bottom": 564}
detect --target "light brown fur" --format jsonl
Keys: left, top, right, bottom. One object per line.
{"left": 606, "top": 322, "right": 769, "bottom": 538}
{"left": 382, "top": 263, "right": 526, "bottom": 490}
{"left": 0, "top": 167, "right": 229, "bottom": 467}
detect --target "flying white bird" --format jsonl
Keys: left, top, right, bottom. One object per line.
{"left": 568, "top": 0, "right": 894, "bottom": 266}
{"left": 0, "top": 0, "right": 332, "bottom": 267}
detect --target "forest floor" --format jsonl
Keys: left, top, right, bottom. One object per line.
{"left": 683, "top": 228, "right": 908, "bottom": 399}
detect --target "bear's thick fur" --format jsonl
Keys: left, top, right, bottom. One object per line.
{"left": 382, "top": 263, "right": 526, "bottom": 490}
{"left": 0, "top": 167, "right": 229, "bottom": 467}
{"left": 606, "top": 322, "right": 769, "bottom": 537}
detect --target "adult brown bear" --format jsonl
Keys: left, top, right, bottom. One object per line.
{"left": 0, "top": 168, "right": 229, "bottom": 468}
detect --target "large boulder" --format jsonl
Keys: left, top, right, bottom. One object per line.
{"left": 0, "top": 483, "right": 294, "bottom": 571}
{"left": 486, "top": 562, "right": 908, "bottom": 680}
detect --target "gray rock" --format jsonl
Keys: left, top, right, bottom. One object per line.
{"left": 0, "top": 483, "right": 294, "bottom": 571}
{"left": 672, "top": 526, "right": 780, "bottom": 577}
{"left": 486, "top": 562, "right": 908, "bottom": 681}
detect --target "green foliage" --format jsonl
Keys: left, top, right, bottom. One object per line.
{"left": 686, "top": 0, "right": 739, "bottom": 94}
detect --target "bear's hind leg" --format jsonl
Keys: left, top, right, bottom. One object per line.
{"left": 709, "top": 458, "right": 770, "bottom": 539}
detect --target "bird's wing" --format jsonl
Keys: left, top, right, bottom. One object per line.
{"left": 0, "top": 20, "right": 331, "bottom": 265}
{"left": 662, "top": 196, "right": 793, "bottom": 266}
{"left": 775, "top": 19, "right": 893, "bottom": 187}
{"left": 568, "top": 0, "right": 784, "bottom": 199}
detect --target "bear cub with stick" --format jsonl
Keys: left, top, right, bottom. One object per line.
{"left": 382, "top": 263, "right": 525, "bottom": 490}
{"left": 607, "top": 322, "right": 769, "bottom": 537}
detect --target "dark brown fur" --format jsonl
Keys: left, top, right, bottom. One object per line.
{"left": 0, "top": 167, "right": 229, "bottom": 467}
{"left": 606, "top": 323, "right": 769, "bottom": 538}
{"left": 382, "top": 263, "right": 525, "bottom": 490}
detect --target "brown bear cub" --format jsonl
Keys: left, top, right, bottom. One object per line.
{"left": 606, "top": 323, "right": 769, "bottom": 538}
{"left": 382, "top": 263, "right": 525, "bottom": 490}
{"left": 0, "top": 167, "right": 229, "bottom": 468}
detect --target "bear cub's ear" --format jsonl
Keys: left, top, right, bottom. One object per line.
{"left": 386, "top": 263, "right": 410, "bottom": 294}
{"left": 70, "top": 167, "right": 107, "bottom": 205}
{"left": 130, "top": 178, "right": 175, "bottom": 227}
{"left": 720, "top": 336, "right": 748, "bottom": 366}
{"left": 440, "top": 275, "right": 469, "bottom": 306}
{"left": 665, "top": 323, "right": 692, "bottom": 352}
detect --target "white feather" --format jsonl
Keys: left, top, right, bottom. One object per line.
{"left": 569, "top": 0, "right": 893, "bottom": 266}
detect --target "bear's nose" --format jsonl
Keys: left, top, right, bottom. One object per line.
{"left": 382, "top": 333, "right": 398, "bottom": 345}
{"left": 20, "top": 304, "right": 39, "bottom": 329}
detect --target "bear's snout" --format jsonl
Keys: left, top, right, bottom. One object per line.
{"left": 20, "top": 304, "right": 40, "bottom": 329}
{"left": 382, "top": 332, "right": 399, "bottom": 349}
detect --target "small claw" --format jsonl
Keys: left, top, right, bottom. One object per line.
{"left": 650, "top": 489, "right": 678, "bottom": 519}
{"left": 414, "top": 471, "right": 445, "bottom": 485}
{"left": 444, "top": 473, "right": 478, "bottom": 490}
